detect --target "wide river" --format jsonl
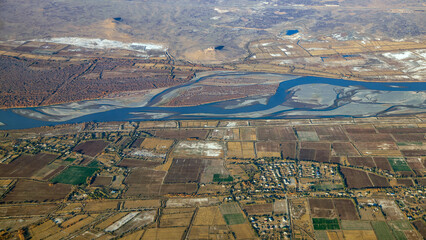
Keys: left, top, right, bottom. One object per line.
{"left": 0, "top": 72, "right": 425, "bottom": 130}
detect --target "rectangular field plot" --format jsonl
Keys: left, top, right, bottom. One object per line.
{"left": 297, "top": 131, "right": 320, "bottom": 142}
{"left": 0, "top": 153, "right": 57, "bottom": 178}
{"left": 223, "top": 213, "right": 246, "bottom": 225}
{"left": 173, "top": 141, "right": 224, "bottom": 158}
{"left": 0, "top": 203, "right": 57, "bottom": 217}
{"left": 312, "top": 218, "right": 340, "bottom": 230}
{"left": 371, "top": 221, "right": 395, "bottom": 240}
{"left": 243, "top": 203, "right": 273, "bottom": 216}
{"left": 314, "top": 126, "right": 349, "bottom": 141}
{"left": 373, "top": 157, "right": 393, "bottom": 171}
{"left": 257, "top": 127, "right": 297, "bottom": 141}
{"left": 160, "top": 211, "right": 194, "bottom": 227}
{"left": 340, "top": 167, "right": 373, "bottom": 189}
{"left": 227, "top": 142, "right": 256, "bottom": 159}
{"left": 332, "top": 142, "right": 360, "bottom": 156}
{"left": 230, "top": 223, "right": 257, "bottom": 239}
{"left": 210, "top": 128, "right": 239, "bottom": 140}
{"left": 256, "top": 142, "right": 281, "bottom": 158}
{"left": 341, "top": 221, "right": 373, "bottom": 230}
{"left": 348, "top": 157, "right": 376, "bottom": 168}
{"left": 73, "top": 140, "right": 109, "bottom": 157}
{"left": 193, "top": 206, "right": 226, "bottom": 226}
{"left": 164, "top": 158, "right": 207, "bottom": 183}
{"left": 51, "top": 166, "right": 98, "bottom": 185}
{"left": 348, "top": 133, "right": 394, "bottom": 142}
{"left": 180, "top": 120, "right": 218, "bottom": 128}
{"left": 219, "top": 203, "right": 246, "bottom": 225}
{"left": 239, "top": 128, "right": 257, "bottom": 141}
{"left": 354, "top": 142, "right": 400, "bottom": 156}
{"left": 334, "top": 199, "right": 360, "bottom": 220}
{"left": 342, "top": 230, "right": 379, "bottom": 240}
{"left": 388, "top": 158, "right": 412, "bottom": 172}
{"left": 220, "top": 202, "right": 242, "bottom": 215}
{"left": 2, "top": 180, "right": 71, "bottom": 202}
{"left": 140, "top": 138, "right": 174, "bottom": 153}
{"left": 309, "top": 199, "right": 337, "bottom": 218}
{"left": 281, "top": 142, "right": 297, "bottom": 159}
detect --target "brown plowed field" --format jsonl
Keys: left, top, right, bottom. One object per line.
{"left": 315, "top": 150, "right": 331, "bottom": 163}
{"left": 299, "top": 149, "right": 316, "bottom": 161}
{"left": 401, "top": 150, "right": 426, "bottom": 157}
{"left": 332, "top": 143, "right": 360, "bottom": 156}
{"left": 257, "top": 127, "right": 297, "bottom": 141}
{"left": 348, "top": 133, "right": 394, "bottom": 142}
{"left": 314, "top": 126, "right": 348, "bottom": 141}
{"left": 301, "top": 142, "right": 330, "bottom": 150}
{"left": 73, "top": 140, "right": 109, "bottom": 157}
{"left": 340, "top": 167, "right": 373, "bottom": 189}
{"left": 164, "top": 159, "right": 206, "bottom": 183}
{"left": 373, "top": 157, "right": 393, "bottom": 171}
{"left": 309, "top": 199, "right": 336, "bottom": 218}
{"left": 0, "top": 204, "right": 57, "bottom": 217}
{"left": 347, "top": 157, "right": 376, "bottom": 168}
{"left": 2, "top": 180, "right": 71, "bottom": 203}
{"left": 391, "top": 133, "right": 425, "bottom": 142}
{"left": 368, "top": 173, "right": 390, "bottom": 187}
{"left": 0, "top": 153, "right": 57, "bottom": 178}
{"left": 281, "top": 142, "right": 297, "bottom": 159}
{"left": 343, "top": 125, "right": 377, "bottom": 134}
{"left": 333, "top": 199, "right": 359, "bottom": 220}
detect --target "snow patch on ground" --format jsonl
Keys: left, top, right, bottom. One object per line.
{"left": 34, "top": 37, "right": 166, "bottom": 52}
{"left": 383, "top": 51, "right": 414, "bottom": 60}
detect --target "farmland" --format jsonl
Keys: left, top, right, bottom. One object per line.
{"left": 0, "top": 117, "right": 424, "bottom": 239}
{"left": 51, "top": 166, "right": 99, "bottom": 185}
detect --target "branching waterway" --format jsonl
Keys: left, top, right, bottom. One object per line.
{"left": 0, "top": 72, "right": 425, "bottom": 129}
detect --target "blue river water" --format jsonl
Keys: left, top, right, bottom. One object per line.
{"left": 0, "top": 73, "right": 425, "bottom": 130}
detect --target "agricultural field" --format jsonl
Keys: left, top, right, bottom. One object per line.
{"left": 388, "top": 158, "right": 412, "bottom": 172}
{"left": 140, "top": 138, "right": 174, "bottom": 153}
{"left": 51, "top": 166, "right": 99, "bottom": 185}
{"left": 73, "top": 140, "right": 109, "bottom": 157}
{"left": 1, "top": 180, "right": 71, "bottom": 203}
{"left": 0, "top": 118, "right": 425, "bottom": 238}
{"left": 0, "top": 153, "right": 57, "bottom": 177}
{"left": 312, "top": 218, "right": 340, "bottom": 230}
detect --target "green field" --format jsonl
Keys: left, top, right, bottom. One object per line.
{"left": 388, "top": 158, "right": 411, "bottom": 172}
{"left": 372, "top": 221, "right": 396, "bottom": 240}
{"left": 223, "top": 213, "right": 246, "bottom": 225}
{"left": 64, "top": 157, "right": 76, "bottom": 162}
{"left": 213, "top": 174, "right": 233, "bottom": 182}
{"left": 87, "top": 160, "right": 102, "bottom": 168}
{"left": 388, "top": 221, "right": 412, "bottom": 231}
{"left": 388, "top": 221, "right": 411, "bottom": 240}
{"left": 396, "top": 142, "right": 422, "bottom": 146}
{"left": 341, "top": 220, "right": 373, "bottom": 230}
{"left": 51, "top": 166, "right": 98, "bottom": 185}
{"left": 312, "top": 218, "right": 340, "bottom": 230}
